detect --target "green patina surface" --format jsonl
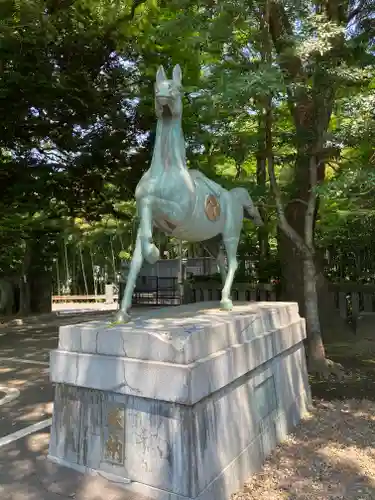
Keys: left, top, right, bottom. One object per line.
{"left": 116, "top": 65, "right": 264, "bottom": 323}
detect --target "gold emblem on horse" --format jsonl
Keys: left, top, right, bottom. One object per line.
{"left": 205, "top": 194, "right": 221, "bottom": 221}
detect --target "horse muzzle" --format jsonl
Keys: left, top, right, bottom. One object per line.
{"left": 156, "top": 97, "right": 173, "bottom": 116}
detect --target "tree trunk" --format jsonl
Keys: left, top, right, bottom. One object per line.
{"left": 257, "top": 209, "right": 270, "bottom": 282}
{"left": 26, "top": 231, "right": 54, "bottom": 314}
{"left": 0, "top": 279, "right": 15, "bottom": 316}
{"left": 256, "top": 133, "right": 270, "bottom": 283}
{"left": 277, "top": 192, "right": 306, "bottom": 308}
{"left": 19, "top": 239, "right": 31, "bottom": 316}
{"left": 278, "top": 201, "right": 353, "bottom": 337}
{"left": 267, "top": 0, "right": 350, "bottom": 378}
{"left": 303, "top": 256, "right": 326, "bottom": 364}
{"left": 256, "top": 4, "right": 272, "bottom": 284}
{"left": 29, "top": 268, "right": 53, "bottom": 314}
{"left": 302, "top": 253, "right": 343, "bottom": 377}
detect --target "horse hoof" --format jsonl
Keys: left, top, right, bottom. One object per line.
{"left": 145, "top": 244, "right": 160, "bottom": 265}
{"left": 113, "top": 310, "right": 131, "bottom": 324}
{"left": 220, "top": 299, "right": 233, "bottom": 311}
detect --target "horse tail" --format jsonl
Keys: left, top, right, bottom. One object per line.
{"left": 230, "top": 188, "right": 263, "bottom": 226}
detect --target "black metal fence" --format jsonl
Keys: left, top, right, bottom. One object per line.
{"left": 119, "top": 276, "right": 181, "bottom": 306}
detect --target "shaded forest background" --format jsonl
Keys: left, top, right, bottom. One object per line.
{"left": 0, "top": 0, "right": 374, "bottom": 370}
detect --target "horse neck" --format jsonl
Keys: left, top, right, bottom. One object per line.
{"left": 150, "top": 116, "right": 186, "bottom": 176}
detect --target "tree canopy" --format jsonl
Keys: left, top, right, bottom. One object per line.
{"left": 0, "top": 0, "right": 374, "bottom": 370}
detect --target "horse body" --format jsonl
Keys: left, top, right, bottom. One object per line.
{"left": 150, "top": 173, "right": 243, "bottom": 242}
{"left": 115, "top": 65, "right": 263, "bottom": 323}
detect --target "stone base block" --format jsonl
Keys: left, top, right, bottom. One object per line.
{"left": 49, "top": 302, "right": 311, "bottom": 500}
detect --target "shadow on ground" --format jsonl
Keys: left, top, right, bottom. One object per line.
{"left": 310, "top": 336, "right": 375, "bottom": 401}
{"left": 0, "top": 429, "right": 152, "bottom": 500}
{"left": 0, "top": 324, "right": 58, "bottom": 363}
{"left": 0, "top": 361, "right": 53, "bottom": 436}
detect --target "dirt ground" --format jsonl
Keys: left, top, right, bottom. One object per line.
{"left": 232, "top": 399, "right": 375, "bottom": 499}
{"left": 232, "top": 335, "right": 375, "bottom": 500}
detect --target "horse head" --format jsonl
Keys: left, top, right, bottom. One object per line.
{"left": 154, "top": 65, "right": 183, "bottom": 119}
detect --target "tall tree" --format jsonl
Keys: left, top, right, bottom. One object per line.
{"left": 265, "top": 0, "right": 374, "bottom": 372}
{"left": 153, "top": 0, "right": 374, "bottom": 374}
{"left": 0, "top": 0, "right": 153, "bottom": 313}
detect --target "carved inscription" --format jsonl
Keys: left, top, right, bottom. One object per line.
{"left": 104, "top": 434, "right": 123, "bottom": 464}
{"left": 103, "top": 406, "right": 125, "bottom": 465}
{"left": 107, "top": 408, "right": 124, "bottom": 429}
{"left": 65, "top": 399, "right": 80, "bottom": 454}
{"left": 205, "top": 194, "right": 221, "bottom": 221}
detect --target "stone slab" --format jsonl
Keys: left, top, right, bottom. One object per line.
{"left": 57, "top": 301, "right": 301, "bottom": 364}
{"left": 50, "top": 317, "right": 306, "bottom": 404}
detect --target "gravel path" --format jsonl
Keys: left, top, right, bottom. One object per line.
{"left": 232, "top": 399, "right": 375, "bottom": 500}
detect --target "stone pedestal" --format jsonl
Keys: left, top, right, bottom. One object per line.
{"left": 48, "top": 301, "right": 311, "bottom": 500}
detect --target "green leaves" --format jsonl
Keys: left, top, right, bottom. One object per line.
{"left": 295, "top": 13, "right": 345, "bottom": 63}
{"left": 0, "top": 0, "right": 374, "bottom": 287}
{"left": 0, "top": 0, "right": 153, "bottom": 273}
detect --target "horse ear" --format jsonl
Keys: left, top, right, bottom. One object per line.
{"left": 156, "top": 65, "right": 166, "bottom": 85}
{"left": 172, "top": 64, "right": 182, "bottom": 85}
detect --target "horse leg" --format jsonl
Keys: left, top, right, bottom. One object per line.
{"left": 220, "top": 236, "right": 239, "bottom": 310}
{"left": 138, "top": 197, "right": 160, "bottom": 264}
{"left": 217, "top": 247, "right": 227, "bottom": 285}
{"left": 115, "top": 231, "right": 143, "bottom": 323}
{"left": 202, "top": 237, "right": 227, "bottom": 285}
{"left": 219, "top": 191, "right": 244, "bottom": 310}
